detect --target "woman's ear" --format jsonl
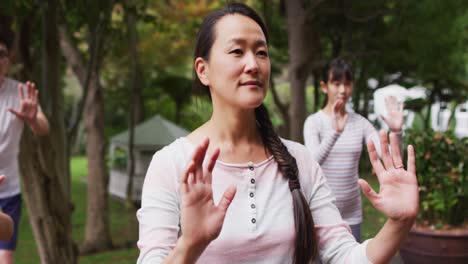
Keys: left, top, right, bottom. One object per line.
{"left": 320, "top": 81, "right": 328, "bottom": 94}
{"left": 195, "top": 57, "right": 210, "bottom": 86}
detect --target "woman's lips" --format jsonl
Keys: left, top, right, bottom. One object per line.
{"left": 242, "top": 80, "right": 260, "bottom": 84}
{"left": 240, "top": 80, "right": 262, "bottom": 89}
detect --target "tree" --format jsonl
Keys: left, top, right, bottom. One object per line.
{"left": 124, "top": 0, "right": 145, "bottom": 208}
{"left": 13, "top": 0, "right": 78, "bottom": 263}
{"left": 309, "top": 0, "right": 467, "bottom": 123}
{"left": 393, "top": 0, "right": 468, "bottom": 128}
{"left": 260, "top": 0, "right": 291, "bottom": 137}
{"left": 59, "top": 0, "right": 115, "bottom": 253}
{"left": 285, "top": 0, "right": 322, "bottom": 142}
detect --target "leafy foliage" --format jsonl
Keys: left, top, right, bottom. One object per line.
{"left": 110, "top": 147, "right": 128, "bottom": 169}
{"left": 405, "top": 129, "right": 467, "bottom": 228}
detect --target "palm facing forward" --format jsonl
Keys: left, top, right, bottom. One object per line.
{"left": 359, "top": 131, "right": 418, "bottom": 221}
{"left": 180, "top": 138, "right": 237, "bottom": 249}
{"left": 381, "top": 96, "right": 404, "bottom": 132}
{"left": 7, "top": 81, "right": 39, "bottom": 125}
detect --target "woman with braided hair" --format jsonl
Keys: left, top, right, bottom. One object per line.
{"left": 137, "top": 3, "right": 418, "bottom": 264}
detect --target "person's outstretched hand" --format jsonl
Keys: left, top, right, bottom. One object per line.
{"left": 359, "top": 130, "right": 418, "bottom": 222}
{"left": 7, "top": 81, "right": 39, "bottom": 125}
{"left": 331, "top": 99, "right": 348, "bottom": 133}
{"left": 179, "top": 138, "right": 237, "bottom": 251}
{"left": 381, "top": 95, "right": 404, "bottom": 132}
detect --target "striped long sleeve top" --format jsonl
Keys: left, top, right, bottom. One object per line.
{"left": 137, "top": 137, "right": 372, "bottom": 263}
{"left": 304, "top": 111, "right": 401, "bottom": 225}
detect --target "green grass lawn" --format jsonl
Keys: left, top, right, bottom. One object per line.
{"left": 15, "top": 156, "right": 384, "bottom": 263}
{"left": 15, "top": 156, "right": 139, "bottom": 263}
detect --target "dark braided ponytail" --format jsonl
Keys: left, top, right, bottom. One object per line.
{"left": 255, "top": 104, "right": 318, "bottom": 263}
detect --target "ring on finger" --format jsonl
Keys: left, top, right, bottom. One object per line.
{"left": 394, "top": 165, "right": 404, "bottom": 169}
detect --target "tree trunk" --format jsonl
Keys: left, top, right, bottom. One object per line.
{"left": 270, "top": 78, "right": 290, "bottom": 138}
{"left": 58, "top": 22, "right": 99, "bottom": 207}
{"left": 355, "top": 65, "right": 368, "bottom": 116}
{"left": 20, "top": 133, "right": 77, "bottom": 264}
{"left": 58, "top": 12, "right": 114, "bottom": 253}
{"left": 446, "top": 101, "right": 458, "bottom": 131}
{"left": 312, "top": 70, "right": 321, "bottom": 112}
{"left": 125, "top": 0, "right": 144, "bottom": 208}
{"left": 14, "top": 11, "right": 35, "bottom": 81}
{"left": 425, "top": 82, "right": 438, "bottom": 129}
{"left": 262, "top": 0, "right": 290, "bottom": 137}
{"left": 81, "top": 15, "right": 113, "bottom": 254}
{"left": 81, "top": 75, "right": 113, "bottom": 253}
{"left": 19, "top": 0, "right": 77, "bottom": 263}
{"left": 285, "top": 0, "right": 315, "bottom": 142}
{"left": 362, "top": 88, "right": 370, "bottom": 118}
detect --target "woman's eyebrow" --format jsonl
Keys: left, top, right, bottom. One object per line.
{"left": 227, "top": 38, "right": 267, "bottom": 47}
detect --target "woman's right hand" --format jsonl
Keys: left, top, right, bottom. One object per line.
{"left": 332, "top": 99, "right": 348, "bottom": 133}
{"left": 179, "top": 138, "right": 237, "bottom": 255}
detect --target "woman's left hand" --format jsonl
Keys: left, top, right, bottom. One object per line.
{"left": 381, "top": 96, "right": 404, "bottom": 132}
{"left": 359, "top": 130, "right": 418, "bottom": 222}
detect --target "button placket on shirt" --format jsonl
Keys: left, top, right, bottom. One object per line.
{"left": 247, "top": 162, "right": 257, "bottom": 231}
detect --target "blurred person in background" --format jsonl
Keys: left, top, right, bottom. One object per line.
{"left": 304, "top": 58, "right": 404, "bottom": 242}
{"left": 0, "top": 28, "right": 49, "bottom": 264}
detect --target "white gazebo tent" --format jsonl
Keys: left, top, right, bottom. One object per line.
{"left": 108, "top": 115, "right": 189, "bottom": 201}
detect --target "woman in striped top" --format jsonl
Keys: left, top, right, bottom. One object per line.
{"left": 303, "top": 59, "right": 405, "bottom": 242}
{"left": 137, "top": 3, "right": 418, "bottom": 264}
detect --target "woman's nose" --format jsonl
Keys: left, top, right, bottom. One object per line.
{"left": 245, "top": 53, "right": 259, "bottom": 74}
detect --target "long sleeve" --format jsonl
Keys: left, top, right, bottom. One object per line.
{"left": 362, "top": 118, "right": 381, "bottom": 155}
{"left": 286, "top": 141, "right": 372, "bottom": 263}
{"left": 304, "top": 114, "right": 341, "bottom": 164}
{"left": 137, "top": 138, "right": 376, "bottom": 264}
{"left": 305, "top": 154, "right": 372, "bottom": 263}
{"left": 137, "top": 149, "right": 181, "bottom": 264}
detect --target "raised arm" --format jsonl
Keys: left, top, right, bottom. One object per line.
{"left": 137, "top": 139, "right": 237, "bottom": 264}
{"left": 304, "top": 101, "right": 347, "bottom": 164}
{"left": 7, "top": 81, "right": 49, "bottom": 135}
{"left": 163, "top": 139, "right": 236, "bottom": 263}
{"left": 359, "top": 131, "right": 418, "bottom": 263}
{"left": 381, "top": 95, "right": 404, "bottom": 133}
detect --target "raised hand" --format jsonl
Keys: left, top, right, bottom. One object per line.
{"left": 7, "top": 81, "right": 39, "bottom": 125}
{"left": 381, "top": 95, "right": 404, "bottom": 132}
{"left": 331, "top": 99, "right": 348, "bottom": 133}
{"left": 179, "top": 138, "right": 237, "bottom": 251}
{"left": 359, "top": 130, "right": 418, "bottom": 222}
